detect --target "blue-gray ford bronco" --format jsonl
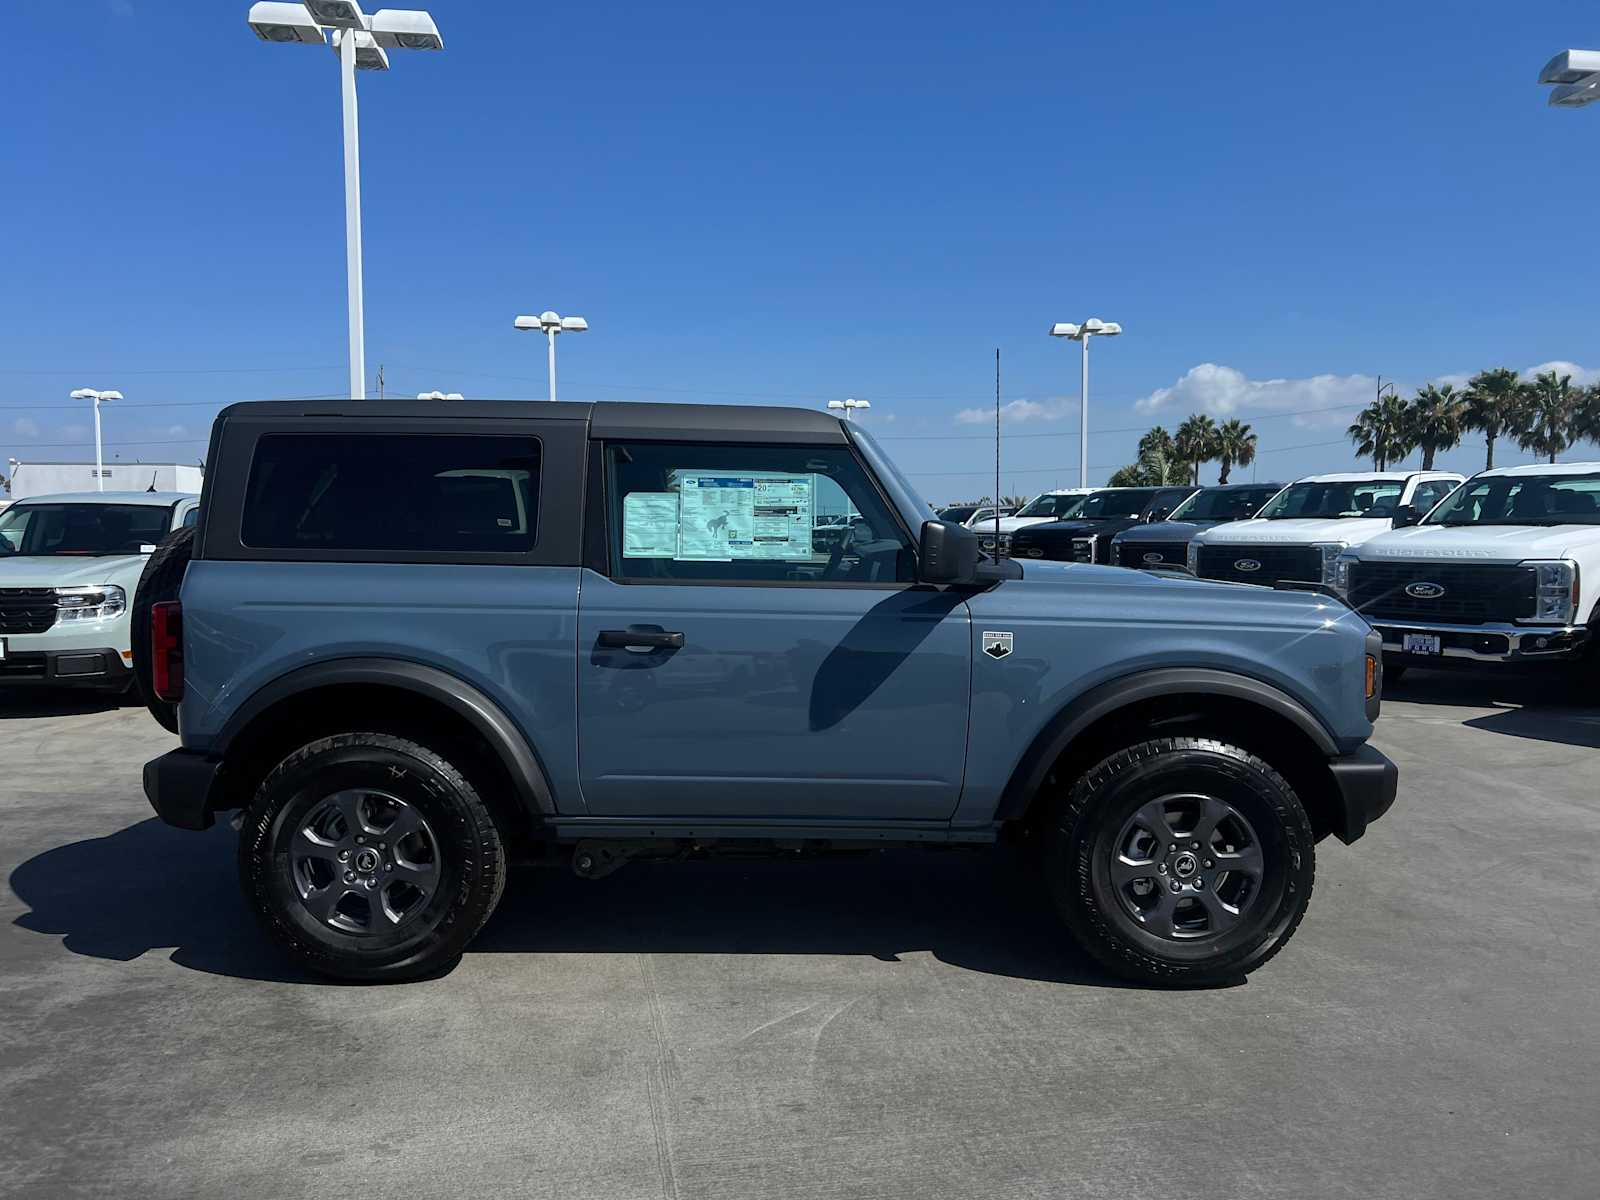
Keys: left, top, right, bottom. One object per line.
{"left": 141, "top": 400, "right": 1397, "bottom": 984}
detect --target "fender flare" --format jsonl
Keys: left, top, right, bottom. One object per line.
{"left": 216, "top": 657, "right": 557, "bottom": 815}
{"left": 994, "top": 667, "right": 1340, "bottom": 821}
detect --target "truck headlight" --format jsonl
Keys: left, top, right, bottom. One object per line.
{"left": 1312, "top": 542, "right": 1347, "bottom": 586}
{"left": 1332, "top": 555, "right": 1354, "bottom": 594}
{"left": 1187, "top": 540, "right": 1201, "bottom": 574}
{"left": 54, "top": 585, "right": 126, "bottom": 623}
{"left": 1522, "top": 560, "right": 1579, "bottom": 624}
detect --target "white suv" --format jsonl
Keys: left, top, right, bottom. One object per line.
{"left": 1334, "top": 463, "right": 1600, "bottom": 669}
{"left": 0, "top": 491, "right": 199, "bottom": 692}
{"left": 1188, "top": 471, "right": 1464, "bottom": 590}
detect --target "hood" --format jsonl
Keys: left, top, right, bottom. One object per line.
{"left": 1014, "top": 516, "right": 1133, "bottom": 539}
{"left": 1115, "top": 519, "right": 1215, "bottom": 543}
{"left": 989, "top": 513, "right": 1065, "bottom": 534}
{"left": 1196, "top": 517, "right": 1393, "bottom": 547}
{"left": 0, "top": 553, "right": 149, "bottom": 589}
{"left": 1012, "top": 556, "right": 1344, "bottom": 615}
{"left": 1352, "top": 523, "right": 1600, "bottom": 562}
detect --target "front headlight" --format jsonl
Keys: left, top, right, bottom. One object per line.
{"left": 1522, "top": 560, "right": 1579, "bottom": 624}
{"left": 1332, "top": 555, "right": 1354, "bottom": 595}
{"left": 1312, "top": 542, "right": 1347, "bottom": 586}
{"left": 1187, "top": 540, "right": 1201, "bottom": 573}
{"left": 54, "top": 585, "right": 126, "bottom": 623}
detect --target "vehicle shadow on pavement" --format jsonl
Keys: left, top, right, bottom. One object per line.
{"left": 10, "top": 820, "right": 1144, "bottom": 989}
{"left": 0, "top": 690, "right": 131, "bottom": 720}
{"left": 1387, "top": 668, "right": 1600, "bottom": 749}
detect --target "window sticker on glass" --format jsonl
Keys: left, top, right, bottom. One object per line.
{"left": 675, "top": 472, "right": 815, "bottom": 561}
{"left": 622, "top": 492, "right": 680, "bottom": 558}
{"left": 749, "top": 474, "right": 814, "bottom": 559}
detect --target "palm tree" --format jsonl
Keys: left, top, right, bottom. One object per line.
{"left": 1107, "top": 464, "right": 1144, "bottom": 487}
{"left": 1406, "top": 384, "right": 1464, "bottom": 470}
{"left": 1138, "top": 426, "right": 1176, "bottom": 462}
{"left": 1462, "top": 368, "right": 1522, "bottom": 471}
{"left": 1174, "top": 414, "right": 1219, "bottom": 485}
{"left": 1347, "top": 394, "right": 1413, "bottom": 470}
{"left": 1573, "top": 384, "right": 1600, "bottom": 451}
{"left": 1515, "top": 370, "right": 1579, "bottom": 464}
{"left": 1214, "top": 419, "right": 1257, "bottom": 484}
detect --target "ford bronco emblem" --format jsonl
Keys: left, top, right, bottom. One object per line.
{"left": 1142, "top": 551, "right": 1165, "bottom": 564}
{"left": 1234, "top": 558, "right": 1261, "bottom": 573}
{"left": 982, "top": 631, "right": 1013, "bottom": 660}
{"left": 1404, "top": 581, "right": 1446, "bottom": 600}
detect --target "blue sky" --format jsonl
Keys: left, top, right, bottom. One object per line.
{"left": 4, "top": 0, "right": 1598, "bottom": 500}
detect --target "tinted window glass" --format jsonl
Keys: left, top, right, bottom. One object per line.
{"left": 607, "top": 442, "right": 913, "bottom": 584}
{"left": 1015, "top": 493, "right": 1084, "bottom": 518}
{"left": 1427, "top": 473, "right": 1600, "bottom": 526}
{"left": 1078, "top": 490, "right": 1156, "bottom": 518}
{"left": 0, "top": 503, "right": 169, "bottom": 557}
{"left": 1169, "top": 486, "right": 1278, "bottom": 521}
{"left": 241, "top": 434, "right": 540, "bottom": 554}
{"left": 1410, "top": 480, "right": 1457, "bottom": 512}
{"left": 1257, "top": 480, "right": 1403, "bottom": 519}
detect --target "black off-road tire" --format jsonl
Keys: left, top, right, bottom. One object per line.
{"left": 1044, "top": 737, "right": 1315, "bottom": 986}
{"left": 130, "top": 525, "right": 194, "bottom": 733}
{"left": 239, "top": 732, "right": 507, "bottom": 983}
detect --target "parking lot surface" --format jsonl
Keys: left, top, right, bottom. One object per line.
{"left": 2, "top": 673, "right": 1598, "bottom": 1200}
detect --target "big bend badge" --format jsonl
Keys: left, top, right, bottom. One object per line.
{"left": 982, "top": 631, "right": 1013, "bottom": 660}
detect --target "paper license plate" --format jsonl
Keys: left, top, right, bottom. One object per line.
{"left": 1401, "top": 633, "right": 1441, "bottom": 655}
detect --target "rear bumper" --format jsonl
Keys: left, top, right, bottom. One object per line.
{"left": 1372, "top": 620, "right": 1589, "bottom": 663}
{"left": 1327, "top": 744, "right": 1398, "bottom": 844}
{"left": 0, "top": 646, "right": 133, "bottom": 688}
{"left": 143, "top": 748, "right": 221, "bottom": 831}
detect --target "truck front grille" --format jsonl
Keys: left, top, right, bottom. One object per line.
{"left": 1196, "top": 544, "right": 1322, "bottom": 585}
{"left": 1118, "top": 541, "right": 1189, "bottom": 569}
{"left": 1348, "top": 562, "right": 1537, "bottom": 624}
{"left": 0, "top": 589, "right": 58, "bottom": 635}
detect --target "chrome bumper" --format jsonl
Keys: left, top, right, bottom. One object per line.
{"left": 1372, "top": 619, "right": 1590, "bottom": 663}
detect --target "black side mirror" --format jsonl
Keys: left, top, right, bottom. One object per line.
{"left": 1391, "top": 505, "right": 1423, "bottom": 528}
{"left": 919, "top": 519, "right": 979, "bottom": 584}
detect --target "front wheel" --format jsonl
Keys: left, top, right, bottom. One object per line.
{"left": 1045, "top": 738, "right": 1315, "bottom": 986}
{"left": 238, "top": 732, "right": 507, "bottom": 982}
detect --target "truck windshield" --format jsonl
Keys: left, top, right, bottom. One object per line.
{"left": 1256, "top": 481, "right": 1403, "bottom": 519}
{"left": 1169, "top": 486, "right": 1280, "bottom": 521}
{"left": 1077, "top": 491, "right": 1154, "bottom": 519}
{"left": 1426, "top": 473, "right": 1600, "bottom": 526}
{"left": 0, "top": 503, "right": 169, "bottom": 557}
{"left": 1014, "top": 493, "right": 1084, "bottom": 519}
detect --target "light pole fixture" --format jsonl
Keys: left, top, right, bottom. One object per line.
{"left": 416, "top": 391, "right": 464, "bottom": 400}
{"left": 247, "top": 2, "right": 445, "bottom": 400}
{"left": 69, "top": 388, "right": 123, "bottom": 492}
{"left": 1049, "top": 318, "right": 1123, "bottom": 488}
{"left": 514, "top": 311, "right": 589, "bottom": 402}
{"left": 826, "top": 398, "right": 872, "bottom": 421}
{"left": 1538, "top": 48, "right": 1600, "bottom": 107}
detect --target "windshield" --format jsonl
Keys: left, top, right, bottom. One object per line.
{"left": 1169, "top": 486, "right": 1281, "bottom": 522}
{"left": 1426, "top": 473, "right": 1600, "bottom": 527}
{"left": 938, "top": 506, "right": 979, "bottom": 523}
{"left": 1256, "top": 481, "right": 1404, "bottom": 520}
{"left": 0, "top": 503, "right": 170, "bottom": 557}
{"left": 1015, "top": 493, "right": 1085, "bottom": 519}
{"left": 1077, "top": 490, "right": 1154, "bottom": 519}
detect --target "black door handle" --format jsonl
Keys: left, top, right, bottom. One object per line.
{"left": 598, "top": 628, "right": 685, "bottom": 650}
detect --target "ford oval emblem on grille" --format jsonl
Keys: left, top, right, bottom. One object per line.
{"left": 1234, "top": 558, "right": 1261, "bottom": 572}
{"left": 1404, "top": 581, "right": 1446, "bottom": 599}
{"left": 1026, "top": 548, "right": 1043, "bottom": 557}
{"left": 1142, "top": 551, "right": 1165, "bottom": 564}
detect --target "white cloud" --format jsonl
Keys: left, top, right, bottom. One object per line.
{"left": 12, "top": 418, "right": 39, "bottom": 438}
{"left": 60, "top": 423, "right": 89, "bottom": 441}
{"left": 954, "top": 397, "right": 1072, "bottom": 426}
{"left": 165, "top": 424, "right": 188, "bottom": 438}
{"left": 1134, "top": 363, "right": 1375, "bottom": 430}
{"left": 1523, "top": 361, "right": 1599, "bottom": 386}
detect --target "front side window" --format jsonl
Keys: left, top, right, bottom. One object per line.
{"left": 1426, "top": 473, "right": 1600, "bottom": 526}
{"left": 241, "top": 433, "right": 541, "bottom": 555}
{"left": 1257, "top": 480, "right": 1404, "bottom": 519}
{"left": 0, "top": 503, "right": 169, "bottom": 556}
{"left": 606, "top": 442, "right": 913, "bottom": 584}
{"left": 1409, "top": 480, "right": 1458, "bottom": 512}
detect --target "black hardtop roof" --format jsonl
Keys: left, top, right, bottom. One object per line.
{"left": 1199, "top": 481, "right": 1284, "bottom": 491}
{"left": 215, "top": 399, "right": 850, "bottom": 443}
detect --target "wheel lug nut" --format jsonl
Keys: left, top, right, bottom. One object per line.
{"left": 356, "top": 836, "right": 365, "bottom": 845}
{"left": 1194, "top": 878, "right": 1204, "bottom": 890}
{"left": 338, "top": 850, "right": 350, "bottom": 862}
{"left": 1190, "top": 841, "right": 1200, "bottom": 850}
{"left": 378, "top": 842, "right": 386, "bottom": 850}
{"left": 1203, "top": 859, "right": 1214, "bottom": 869}
{"left": 1169, "top": 881, "right": 1181, "bottom": 893}
{"left": 343, "top": 871, "right": 354, "bottom": 882}
{"left": 385, "top": 863, "right": 393, "bottom": 872}
{"left": 1157, "top": 864, "right": 1167, "bottom": 874}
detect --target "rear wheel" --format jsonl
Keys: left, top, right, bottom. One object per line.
{"left": 238, "top": 732, "right": 507, "bottom": 982}
{"left": 131, "top": 525, "right": 193, "bottom": 732}
{"left": 1045, "top": 737, "right": 1315, "bottom": 986}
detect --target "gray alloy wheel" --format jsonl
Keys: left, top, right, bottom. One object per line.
{"left": 289, "top": 789, "right": 440, "bottom": 935}
{"left": 1105, "top": 792, "right": 1265, "bottom": 943}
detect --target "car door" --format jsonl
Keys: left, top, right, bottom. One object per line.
{"left": 576, "top": 438, "right": 973, "bottom": 821}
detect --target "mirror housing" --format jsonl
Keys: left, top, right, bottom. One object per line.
{"left": 919, "top": 519, "right": 980, "bottom": 584}
{"left": 1391, "top": 504, "right": 1423, "bottom": 529}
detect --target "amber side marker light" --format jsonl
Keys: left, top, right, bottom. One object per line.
{"left": 1365, "top": 654, "right": 1378, "bottom": 700}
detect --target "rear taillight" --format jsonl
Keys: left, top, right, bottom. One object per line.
{"left": 151, "top": 601, "right": 184, "bottom": 702}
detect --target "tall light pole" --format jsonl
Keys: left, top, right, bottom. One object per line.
{"left": 1538, "top": 48, "right": 1600, "bottom": 107}
{"left": 1049, "top": 318, "right": 1122, "bottom": 488}
{"left": 514, "top": 312, "right": 589, "bottom": 401}
{"left": 247, "top": 3, "right": 445, "bottom": 401}
{"left": 826, "top": 398, "right": 872, "bottom": 421}
{"left": 69, "top": 388, "right": 123, "bottom": 491}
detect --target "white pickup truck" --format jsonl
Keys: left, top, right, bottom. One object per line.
{"left": 0, "top": 491, "right": 199, "bottom": 692}
{"left": 1187, "top": 470, "right": 1465, "bottom": 591}
{"left": 1333, "top": 463, "right": 1600, "bottom": 671}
